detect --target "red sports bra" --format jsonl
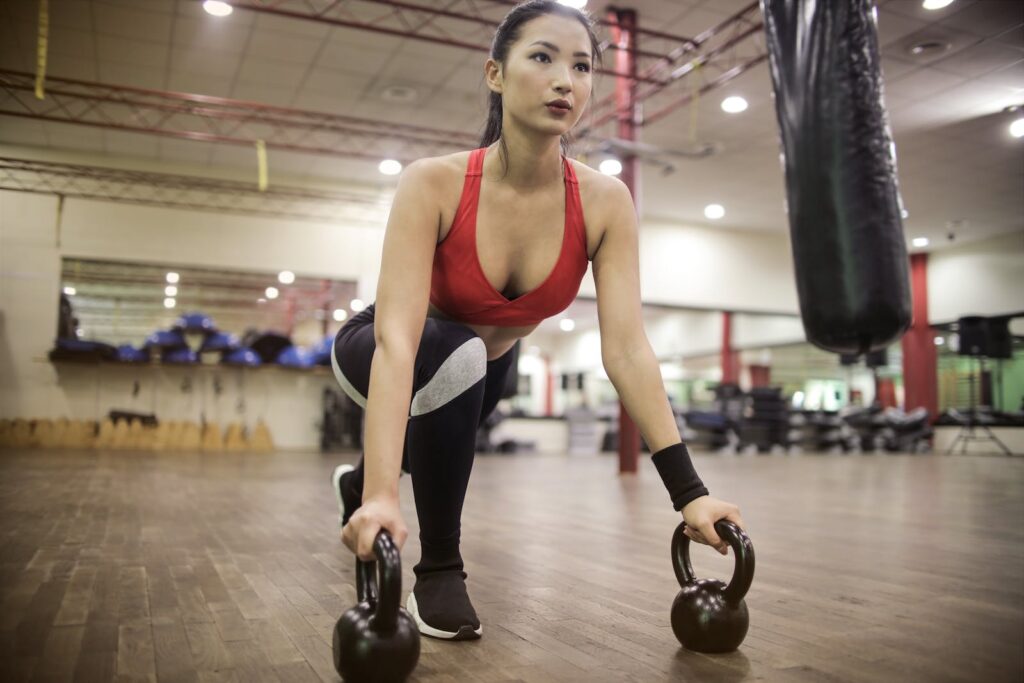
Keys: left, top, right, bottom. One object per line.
{"left": 429, "top": 148, "right": 590, "bottom": 327}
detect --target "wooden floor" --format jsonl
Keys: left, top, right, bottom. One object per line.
{"left": 0, "top": 446, "right": 1021, "bottom": 683}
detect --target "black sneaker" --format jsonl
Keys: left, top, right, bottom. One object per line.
{"left": 406, "top": 570, "right": 482, "bottom": 640}
{"left": 332, "top": 464, "right": 361, "bottom": 529}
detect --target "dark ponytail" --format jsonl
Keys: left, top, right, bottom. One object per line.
{"left": 480, "top": 0, "right": 603, "bottom": 169}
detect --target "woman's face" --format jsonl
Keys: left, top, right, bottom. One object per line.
{"left": 486, "top": 14, "right": 594, "bottom": 138}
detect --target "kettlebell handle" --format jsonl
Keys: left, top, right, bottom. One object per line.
{"left": 671, "top": 520, "right": 755, "bottom": 605}
{"left": 355, "top": 530, "right": 403, "bottom": 635}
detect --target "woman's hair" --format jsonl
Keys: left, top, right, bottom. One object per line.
{"left": 479, "top": 0, "right": 603, "bottom": 164}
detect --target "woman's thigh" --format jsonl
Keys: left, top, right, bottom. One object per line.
{"left": 331, "top": 304, "right": 487, "bottom": 417}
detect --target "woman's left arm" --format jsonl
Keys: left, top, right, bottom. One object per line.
{"left": 592, "top": 179, "right": 745, "bottom": 554}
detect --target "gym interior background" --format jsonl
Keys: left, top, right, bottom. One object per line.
{"left": 0, "top": 0, "right": 1022, "bottom": 682}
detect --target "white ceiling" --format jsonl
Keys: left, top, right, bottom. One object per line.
{"left": 1, "top": 0, "right": 1022, "bottom": 249}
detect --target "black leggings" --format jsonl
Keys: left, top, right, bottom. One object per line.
{"left": 331, "top": 303, "right": 514, "bottom": 576}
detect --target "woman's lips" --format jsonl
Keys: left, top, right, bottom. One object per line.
{"left": 546, "top": 104, "right": 570, "bottom": 116}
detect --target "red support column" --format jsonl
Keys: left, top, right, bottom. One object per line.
{"left": 901, "top": 253, "right": 938, "bottom": 420}
{"left": 722, "top": 311, "right": 740, "bottom": 384}
{"left": 609, "top": 7, "right": 641, "bottom": 474}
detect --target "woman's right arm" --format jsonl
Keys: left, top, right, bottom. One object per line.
{"left": 342, "top": 158, "right": 442, "bottom": 560}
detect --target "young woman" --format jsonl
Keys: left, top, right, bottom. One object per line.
{"left": 330, "top": 0, "right": 745, "bottom": 641}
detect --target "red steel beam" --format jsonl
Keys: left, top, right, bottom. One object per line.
{"left": 225, "top": 0, "right": 677, "bottom": 85}
{"left": 0, "top": 69, "right": 477, "bottom": 163}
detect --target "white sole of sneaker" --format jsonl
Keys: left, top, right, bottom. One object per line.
{"left": 332, "top": 464, "right": 355, "bottom": 529}
{"left": 406, "top": 592, "right": 482, "bottom": 641}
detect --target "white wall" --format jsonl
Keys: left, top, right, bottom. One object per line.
{"left": 928, "top": 231, "right": 1024, "bottom": 323}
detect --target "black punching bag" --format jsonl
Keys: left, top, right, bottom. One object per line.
{"left": 762, "top": 0, "right": 911, "bottom": 355}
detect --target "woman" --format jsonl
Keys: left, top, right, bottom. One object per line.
{"left": 331, "top": 0, "right": 745, "bottom": 641}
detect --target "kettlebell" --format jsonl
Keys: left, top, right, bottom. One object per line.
{"left": 670, "top": 520, "right": 755, "bottom": 653}
{"left": 332, "top": 530, "right": 420, "bottom": 682}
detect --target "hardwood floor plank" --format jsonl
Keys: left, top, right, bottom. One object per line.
{"left": 0, "top": 447, "right": 1020, "bottom": 682}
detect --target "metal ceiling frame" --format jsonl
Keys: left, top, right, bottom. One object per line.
{"left": 0, "top": 2, "right": 768, "bottom": 216}
{"left": 0, "top": 156, "right": 391, "bottom": 222}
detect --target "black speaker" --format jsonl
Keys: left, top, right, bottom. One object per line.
{"left": 954, "top": 315, "right": 1014, "bottom": 359}
{"left": 839, "top": 353, "right": 860, "bottom": 366}
{"left": 986, "top": 316, "right": 1013, "bottom": 360}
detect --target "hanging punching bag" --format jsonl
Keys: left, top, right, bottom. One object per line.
{"left": 762, "top": 0, "right": 911, "bottom": 355}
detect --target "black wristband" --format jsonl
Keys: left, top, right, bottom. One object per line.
{"left": 651, "top": 442, "right": 709, "bottom": 511}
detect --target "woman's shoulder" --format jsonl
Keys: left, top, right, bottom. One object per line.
{"left": 568, "top": 157, "right": 633, "bottom": 215}
{"left": 405, "top": 150, "right": 474, "bottom": 187}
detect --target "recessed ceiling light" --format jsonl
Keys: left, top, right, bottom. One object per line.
{"left": 265, "top": 286, "right": 279, "bottom": 300}
{"left": 351, "top": 299, "right": 366, "bottom": 312}
{"left": 379, "top": 159, "right": 402, "bottom": 176}
{"left": 165, "top": 285, "right": 178, "bottom": 296}
{"left": 333, "top": 308, "right": 348, "bottom": 322}
{"left": 558, "top": 0, "right": 587, "bottom": 8}
{"left": 164, "top": 298, "right": 176, "bottom": 309}
{"left": 380, "top": 85, "right": 419, "bottom": 104}
{"left": 203, "top": 1, "right": 233, "bottom": 17}
{"left": 559, "top": 318, "right": 576, "bottom": 332}
{"left": 166, "top": 272, "right": 179, "bottom": 284}
{"left": 922, "top": 0, "right": 954, "bottom": 10}
{"left": 704, "top": 203, "right": 725, "bottom": 220}
{"left": 599, "top": 158, "right": 622, "bottom": 176}
{"left": 1010, "top": 118, "right": 1024, "bottom": 138}
{"left": 278, "top": 270, "right": 295, "bottom": 284}
{"left": 63, "top": 286, "right": 76, "bottom": 296}
{"left": 912, "top": 237, "right": 929, "bottom": 247}
{"left": 908, "top": 40, "right": 950, "bottom": 58}
{"left": 721, "top": 96, "right": 748, "bottom": 113}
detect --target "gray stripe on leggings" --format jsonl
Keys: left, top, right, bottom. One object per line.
{"left": 409, "top": 337, "right": 486, "bottom": 417}
{"left": 331, "top": 342, "right": 368, "bottom": 409}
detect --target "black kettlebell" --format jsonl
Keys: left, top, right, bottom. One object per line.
{"left": 670, "top": 520, "right": 755, "bottom": 653}
{"left": 332, "top": 530, "right": 420, "bottom": 682}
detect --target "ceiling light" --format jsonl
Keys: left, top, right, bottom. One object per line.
{"left": 599, "top": 158, "right": 622, "bottom": 176}
{"left": 203, "top": 1, "right": 233, "bottom": 17}
{"left": 165, "top": 285, "right": 178, "bottom": 296}
{"left": 934, "top": 337, "right": 945, "bottom": 345}
{"left": 166, "top": 272, "right": 179, "bottom": 284}
{"left": 901, "top": 209, "right": 909, "bottom": 219}
{"left": 257, "top": 298, "right": 267, "bottom": 303}
{"left": 379, "top": 159, "right": 402, "bottom": 176}
{"left": 350, "top": 299, "right": 366, "bottom": 312}
{"left": 164, "top": 298, "right": 176, "bottom": 309}
{"left": 922, "top": 0, "right": 954, "bottom": 9}
{"left": 1010, "top": 118, "right": 1024, "bottom": 138}
{"left": 559, "top": 318, "right": 576, "bottom": 332}
{"left": 721, "top": 96, "right": 748, "bottom": 113}
{"left": 265, "top": 286, "right": 279, "bottom": 300}
{"left": 704, "top": 203, "right": 725, "bottom": 220}
{"left": 278, "top": 270, "right": 295, "bottom": 284}
{"left": 912, "top": 237, "right": 929, "bottom": 248}
{"left": 558, "top": 0, "right": 587, "bottom": 8}
{"left": 63, "top": 286, "right": 76, "bottom": 296}
{"left": 333, "top": 308, "right": 348, "bottom": 322}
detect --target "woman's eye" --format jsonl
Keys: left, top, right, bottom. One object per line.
{"left": 531, "top": 52, "right": 551, "bottom": 63}
{"left": 575, "top": 63, "right": 591, "bottom": 72}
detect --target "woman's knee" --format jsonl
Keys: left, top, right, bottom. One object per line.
{"left": 410, "top": 321, "right": 486, "bottom": 417}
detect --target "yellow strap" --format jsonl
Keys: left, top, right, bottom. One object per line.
{"left": 35, "top": 0, "right": 49, "bottom": 100}
{"left": 256, "top": 140, "right": 268, "bottom": 192}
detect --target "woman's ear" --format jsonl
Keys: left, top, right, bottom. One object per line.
{"left": 484, "top": 58, "right": 503, "bottom": 94}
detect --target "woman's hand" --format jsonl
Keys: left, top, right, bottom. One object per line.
{"left": 681, "top": 495, "right": 745, "bottom": 555}
{"left": 341, "top": 494, "right": 409, "bottom": 561}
